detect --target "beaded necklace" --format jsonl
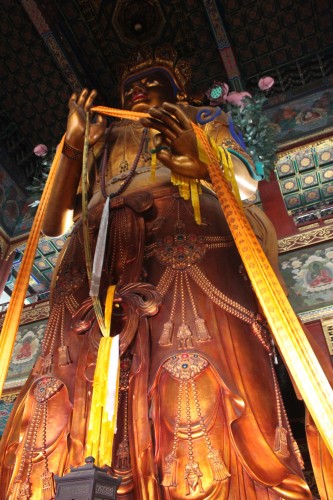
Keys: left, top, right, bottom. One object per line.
{"left": 100, "top": 124, "right": 149, "bottom": 200}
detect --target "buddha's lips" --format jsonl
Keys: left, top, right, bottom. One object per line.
{"left": 132, "top": 92, "right": 147, "bottom": 103}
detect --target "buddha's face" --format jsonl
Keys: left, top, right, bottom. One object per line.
{"left": 123, "top": 71, "right": 176, "bottom": 111}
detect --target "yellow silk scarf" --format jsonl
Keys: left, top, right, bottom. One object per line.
{"left": 85, "top": 285, "right": 120, "bottom": 466}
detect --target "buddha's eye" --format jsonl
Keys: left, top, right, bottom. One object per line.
{"left": 124, "top": 88, "right": 133, "bottom": 97}
{"left": 146, "top": 79, "right": 162, "bottom": 87}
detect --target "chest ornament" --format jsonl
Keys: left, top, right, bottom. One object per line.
{"left": 163, "top": 353, "right": 208, "bottom": 380}
{"left": 155, "top": 232, "right": 206, "bottom": 270}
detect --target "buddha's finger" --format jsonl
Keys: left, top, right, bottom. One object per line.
{"left": 140, "top": 117, "right": 177, "bottom": 142}
{"left": 162, "top": 102, "right": 192, "bottom": 131}
{"left": 77, "top": 88, "right": 89, "bottom": 107}
{"left": 148, "top": 107, "right": 183, "bottom": 136}
{"left": 84, "top": 90, "right": 98, "bottom": 111}
{"left": 68, "top": 92, "right": 78, "bottom": 109}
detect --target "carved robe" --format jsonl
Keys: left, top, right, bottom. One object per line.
{"left": 0, "top": 185, "right": 313, "bottom": 499}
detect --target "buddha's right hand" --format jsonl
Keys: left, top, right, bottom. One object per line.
{"left": 65, "top": 89, "right": 107, "bottom": 150}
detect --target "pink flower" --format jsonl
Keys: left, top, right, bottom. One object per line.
{"left": 33, "top": 144, "right": 48, "bottom": 157}
{"left": 225, "top": 91, "right": 252, "bottom": 109}
{"left": 258, "top": 76, "right": 274, "bottom": 91}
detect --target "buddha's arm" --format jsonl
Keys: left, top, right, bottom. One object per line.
{"left": 42, "top": 89, "right": 106, "bottom": 237}
{"left": 42, "top": 153, "right": 83, "bottom": 237}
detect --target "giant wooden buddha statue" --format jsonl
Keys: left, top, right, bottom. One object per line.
{"left": 0, "top": 46, "right": 332, "bottom": 499}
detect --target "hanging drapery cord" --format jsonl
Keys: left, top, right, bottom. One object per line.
{"left": 0, "top": 135, "right": 65, "bottom": 397}
{"left": 1, "top": 104, "right": 332, "bottom": 459}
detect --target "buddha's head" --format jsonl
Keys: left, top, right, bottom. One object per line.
{"left": 122, "top": 69, "right": 177, "bottom": 111}
{"left": 120, "top": 45, "right": 191, "bottom": 111}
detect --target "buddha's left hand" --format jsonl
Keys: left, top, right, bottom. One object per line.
{"left": 140, "top": 102, "right": 208, "bottom": 179}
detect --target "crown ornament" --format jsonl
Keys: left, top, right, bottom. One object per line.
{"left": 119, "top": 44, "right": 191, "bottom": 92}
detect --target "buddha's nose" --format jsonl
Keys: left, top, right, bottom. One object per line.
{"left": 132, "top": 82, "right": 146, "bottom": 93}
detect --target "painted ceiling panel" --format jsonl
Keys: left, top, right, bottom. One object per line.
{"left": 1, "top": 0, "right": 333, "bottom": 304}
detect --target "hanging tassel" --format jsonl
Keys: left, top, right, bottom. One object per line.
{"left": 11, "top": 481, "right": 29, "bottom": 500}
{"left": 161, "top": 452, "right": 178, "bottom": 487}
{"left": 17, "top": 482, "right": 31, "bottom": 500}
{"left": 274, "top": 426, "right": 290, "bottom": 457}
{"left": 292, "top": 438, "right": 305, "bottom": 469}
{"left": 90, "top": 198, "right": 110, "bottom": 298}
{"left": 58, "top": 345, "right": 71, "bottom": 366}
{"left": 159, "top": 320, "right": 174, "bottom": 346}
{"left": 207, "top": 448, "right": 231, "bottom": 481}
{"left": 41, "top": 469, "right": 55, "bottom": 500}
{"left": 195, "top": 317, "right": 211, "bottom": 341}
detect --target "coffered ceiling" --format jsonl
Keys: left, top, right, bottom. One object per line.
{"left": 1, "top": 0, "right": 333, "bottom": 303}
{"left": 1, "top": 0, "right": 332, "bottom": 166}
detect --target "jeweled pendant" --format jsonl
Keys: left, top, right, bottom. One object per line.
{"left": 184, "top": 461, "right": 205, "bottom": 494}
{"left": 42, "top": 353, "right": 53, "bottom": 373}
{"left": 119, "top": 159, "right": 129, "bottom": 172}
{"left": 159, "top": 320, "right": 174, "bottom": 346}
{"left": 177, "top": 323, "right": 193, "bottom": 349}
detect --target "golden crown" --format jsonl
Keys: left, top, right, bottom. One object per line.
{"left": 119, "top": 44, "right": 191, "bottom": 92}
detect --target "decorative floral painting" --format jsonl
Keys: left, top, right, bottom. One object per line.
{"left": 279, "top": 241, "right": 333, "bottom": 314}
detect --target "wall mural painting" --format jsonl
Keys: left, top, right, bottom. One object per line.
{"left": 4, "top": 319, "right": 47, "bottom": 390}
{"left": 0, "top": 398, "right": 16, "bottom": 437}
{"left": 0, "top": 165, "right": 26, "bottom": 237}
{"left": 13, "top": 201, "right": 36, "bottom": 236}
{"left": 266, "top": 87, "right": 333, "bottom": 146}
{"left": 279, "top": 241, "right": 333, "bottom": 314}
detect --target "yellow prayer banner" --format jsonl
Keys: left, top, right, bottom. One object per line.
{"left": 0, "top": 136, "right": 65, "bottom": 397}
{"left": 192, "top": 123, "right": 333, "bottom": 458}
